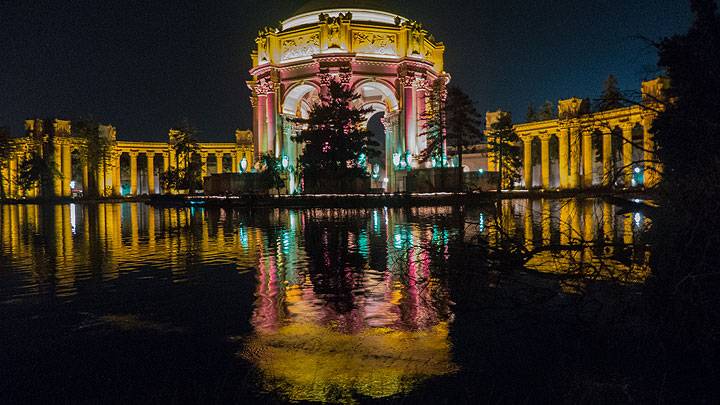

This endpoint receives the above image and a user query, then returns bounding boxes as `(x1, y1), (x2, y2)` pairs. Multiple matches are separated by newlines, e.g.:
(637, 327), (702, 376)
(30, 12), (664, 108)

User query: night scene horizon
(2, 1), (719, 404)
(1, 0), (692, 140)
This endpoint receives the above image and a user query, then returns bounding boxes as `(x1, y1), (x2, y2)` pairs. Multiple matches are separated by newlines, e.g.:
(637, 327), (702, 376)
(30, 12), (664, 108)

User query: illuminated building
(1, 119), (253, 198)
(248, 1), (447, 192)
(484, 77), (669, 190)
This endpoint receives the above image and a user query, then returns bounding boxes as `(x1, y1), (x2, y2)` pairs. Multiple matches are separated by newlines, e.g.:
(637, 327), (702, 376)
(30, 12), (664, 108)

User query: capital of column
(254, 78), (275, 95)
(538, 133), (552, 142)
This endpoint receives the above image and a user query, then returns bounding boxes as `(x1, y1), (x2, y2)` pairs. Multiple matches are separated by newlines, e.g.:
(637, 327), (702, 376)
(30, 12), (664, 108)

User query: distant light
(392, 153), (401, 167)
(478, 169), (484, 174)
(634, 212), (642, 226)
(240, 157), (248, 172)
(282, 155), (290, 170)
(634, 167), (641, 173)
(69, 180), (76, 189)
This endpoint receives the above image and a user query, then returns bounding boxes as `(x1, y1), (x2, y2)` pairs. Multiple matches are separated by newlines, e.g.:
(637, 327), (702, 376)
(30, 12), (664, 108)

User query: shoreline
(0, 189), (656, 208)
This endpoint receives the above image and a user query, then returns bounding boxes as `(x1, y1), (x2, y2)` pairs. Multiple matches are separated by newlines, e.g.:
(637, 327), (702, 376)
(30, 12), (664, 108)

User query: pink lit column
(416, 86), (427, 155)
(266, 90), (277, 157)
(403, 84), (416, 155)
(256, 93), (267, 156)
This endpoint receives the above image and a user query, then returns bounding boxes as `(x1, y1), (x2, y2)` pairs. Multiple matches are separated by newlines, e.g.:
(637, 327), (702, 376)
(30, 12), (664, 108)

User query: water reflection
(0, 199), (651, 402)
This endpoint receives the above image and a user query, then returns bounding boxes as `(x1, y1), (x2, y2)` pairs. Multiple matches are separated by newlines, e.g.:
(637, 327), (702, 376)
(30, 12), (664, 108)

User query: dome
(282, 0), (407, 31)
(293, 0), (400, 15)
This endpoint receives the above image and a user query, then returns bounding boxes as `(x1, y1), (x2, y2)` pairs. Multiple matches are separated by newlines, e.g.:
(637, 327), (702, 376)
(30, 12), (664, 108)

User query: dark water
(0, 200), (651, 403)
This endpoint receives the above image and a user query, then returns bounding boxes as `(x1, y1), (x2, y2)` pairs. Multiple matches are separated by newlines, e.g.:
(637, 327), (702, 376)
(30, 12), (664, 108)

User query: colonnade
(1, 122), (254, 199)
(487, 78), (667, 190)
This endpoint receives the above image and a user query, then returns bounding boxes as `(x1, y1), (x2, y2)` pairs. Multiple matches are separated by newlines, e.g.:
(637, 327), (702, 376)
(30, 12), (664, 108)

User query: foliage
(538, 100), (556, 120)
(645, 1), (720, 401)
(0, 127), (14, 199)
(292, 80), (379, 186)
(525, 105), (538, 122)
(419, 78), (448, 166)
(596, 74), (625, 111)
(444, 86), (484, 189)
(486, 113), (521, 190)
(17, 150), (60, 195)
(73, 118), (114, 197)
(162, 120), (201, 193)
(258, 153), (285, 195)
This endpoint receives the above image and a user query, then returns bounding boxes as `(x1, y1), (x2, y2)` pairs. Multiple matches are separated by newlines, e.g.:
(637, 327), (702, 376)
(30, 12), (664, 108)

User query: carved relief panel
(280, 32), (320, 61)
(352, 31), (398, 56)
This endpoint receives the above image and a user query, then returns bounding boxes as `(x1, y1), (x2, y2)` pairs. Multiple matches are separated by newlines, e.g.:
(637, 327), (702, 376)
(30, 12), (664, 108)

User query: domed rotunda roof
(282, 0), (407, 31)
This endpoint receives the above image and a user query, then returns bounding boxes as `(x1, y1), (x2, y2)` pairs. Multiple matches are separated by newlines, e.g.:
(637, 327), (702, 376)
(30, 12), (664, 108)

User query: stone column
(257, 93), (267, 155)
(558, 129), (569, 189)
(487, 134), (497, 172)
(147, 153), (155, 194)
(403, 83), (416, 155)
(129, 152), (138, 195)
(540, 135), (551, 189)
(569, 126), (580, 189)
(622, 123), (634, 186)
(642, 114), (659, 187)
(231, 154), (238, 173)
(582, 132), (593, 188)
(96, 161), (106, 197)
(62, 142), (72, 197)
(8, 157), (17, 198)
(216, 153), (224, 174)
(53, 144), (62, 197)
(112, 156), (120, 196)
(200, 153), (208, 179)
(266, 90), (277, 157)
(523, 137), (533, 189)
(163, 153), (170, 192)
(169, 148), (176, 170)
(235, 151), (243, 173)
(82, 161), (89, 194)
(602, 130), (613, 187)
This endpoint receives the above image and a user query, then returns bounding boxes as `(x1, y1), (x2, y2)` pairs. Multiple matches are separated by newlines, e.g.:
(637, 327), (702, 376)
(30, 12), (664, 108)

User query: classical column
(557, 128), (569, 189)
(147, 153), (155, 194)
(642, 114), (659, 187)
(169, 148), (176, 169)
(235, 151), (243, 173)
(540, 135), (551, 189)
(231, 154), (238, 173)
(112, 156), (120, 196)
(257, 93), (267, 155)
(266, 90), (277, 157)
(403, 81), (416, 154)
(96, 161), (106, 197)
(523, 137), (533, 189)
(487, 134), (497, 172)
(216, 153), (224, 174)
(569, 126), (580, 189)
(416, 85), (427, 155)
(622, 123), (634, 186)
(62, 142), (72, 197)
(200, 153), (208, 178)
(163, 153), (170, 193)
(81, 161), (89, 195)
(8, 156), (17, 198)
(53, 144), (62, 197)
(129, 152), (138, 195)
(602, 129), (613, 187)
(582, 132), (593, 188)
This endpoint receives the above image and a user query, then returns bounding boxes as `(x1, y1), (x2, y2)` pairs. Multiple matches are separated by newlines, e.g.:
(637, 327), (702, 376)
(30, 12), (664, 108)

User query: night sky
(0, 1), (692, 142)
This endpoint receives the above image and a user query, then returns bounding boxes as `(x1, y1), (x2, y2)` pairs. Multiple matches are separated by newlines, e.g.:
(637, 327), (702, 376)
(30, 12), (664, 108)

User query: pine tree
(418, 78), (448, 167)
(526, 104), (538, 122)
(445, 86), (484, 190)
(597, 75), (624, 111)
(538, 100), (556, 120)
(486, 112), (521, 191)
(292, 80), (380, 190)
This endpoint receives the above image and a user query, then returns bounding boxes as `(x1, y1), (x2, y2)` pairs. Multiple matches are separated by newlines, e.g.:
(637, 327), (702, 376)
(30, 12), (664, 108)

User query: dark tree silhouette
(292, 80), (379, 190)
(445, 86), (484, 190)
(597, 74), (625, 111)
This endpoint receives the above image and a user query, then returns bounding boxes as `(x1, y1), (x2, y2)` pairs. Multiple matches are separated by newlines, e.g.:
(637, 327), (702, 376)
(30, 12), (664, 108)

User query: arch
(352, 79), (399, 112)
(282, 82), (321, 117)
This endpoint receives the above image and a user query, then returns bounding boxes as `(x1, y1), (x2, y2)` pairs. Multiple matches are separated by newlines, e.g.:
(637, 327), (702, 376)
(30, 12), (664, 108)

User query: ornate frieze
(352, 31), (398, 56)
(280, 32), (320, 61)
(558, 98), (590, 120)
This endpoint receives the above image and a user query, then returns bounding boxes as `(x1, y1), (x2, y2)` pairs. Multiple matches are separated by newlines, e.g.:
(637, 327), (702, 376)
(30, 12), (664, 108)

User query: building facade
(1, 119), (253, 198)
(248, 2), (447, 192)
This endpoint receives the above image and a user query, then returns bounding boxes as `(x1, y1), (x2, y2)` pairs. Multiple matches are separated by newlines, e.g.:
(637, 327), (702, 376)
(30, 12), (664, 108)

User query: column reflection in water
(244, 208), (456, 403)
